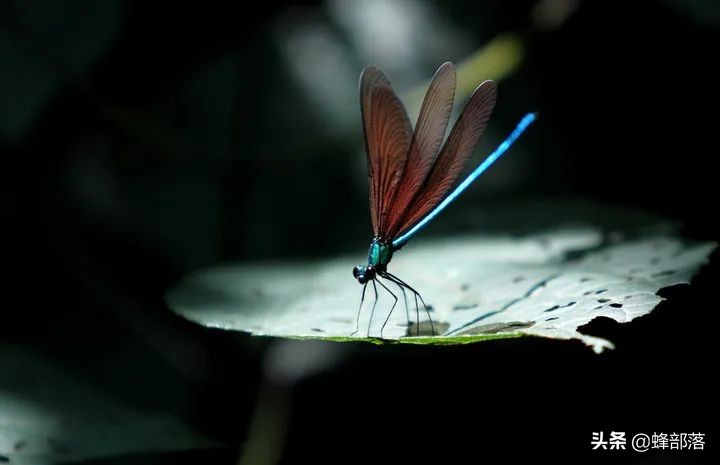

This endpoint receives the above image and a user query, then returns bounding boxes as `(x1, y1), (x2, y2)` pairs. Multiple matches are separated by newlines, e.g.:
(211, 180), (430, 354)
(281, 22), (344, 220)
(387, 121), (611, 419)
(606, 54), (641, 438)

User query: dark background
(3, 0), (718, 463)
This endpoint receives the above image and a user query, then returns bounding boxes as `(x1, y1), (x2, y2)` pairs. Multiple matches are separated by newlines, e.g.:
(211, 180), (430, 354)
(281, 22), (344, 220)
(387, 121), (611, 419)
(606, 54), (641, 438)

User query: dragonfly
(352, 61), (536, 338)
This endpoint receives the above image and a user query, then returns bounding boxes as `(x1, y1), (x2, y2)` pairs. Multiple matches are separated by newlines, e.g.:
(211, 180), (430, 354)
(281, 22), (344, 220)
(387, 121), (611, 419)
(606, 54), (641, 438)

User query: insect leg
(382, 274), (410, 328)
(380, 273), (417, 335)
(351, 282), (368, 336)
(376, 277), (398, 339)
(384, 272), (435, 336)
(366, 280), (379, 337)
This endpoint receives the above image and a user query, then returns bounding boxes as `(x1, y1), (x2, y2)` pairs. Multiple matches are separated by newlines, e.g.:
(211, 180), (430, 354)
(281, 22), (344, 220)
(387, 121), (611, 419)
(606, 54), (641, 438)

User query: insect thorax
(368, 239), (393, 269)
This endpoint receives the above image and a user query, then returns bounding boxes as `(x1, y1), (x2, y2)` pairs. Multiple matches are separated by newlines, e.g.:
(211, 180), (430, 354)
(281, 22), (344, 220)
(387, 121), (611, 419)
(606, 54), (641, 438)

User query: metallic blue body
(368, 239), (393, 268)
(391, 112), (537, 249)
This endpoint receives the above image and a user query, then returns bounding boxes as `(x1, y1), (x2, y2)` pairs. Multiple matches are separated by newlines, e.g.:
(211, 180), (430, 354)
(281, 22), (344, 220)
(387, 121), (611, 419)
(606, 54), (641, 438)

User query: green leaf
(167, 228), (715, 353)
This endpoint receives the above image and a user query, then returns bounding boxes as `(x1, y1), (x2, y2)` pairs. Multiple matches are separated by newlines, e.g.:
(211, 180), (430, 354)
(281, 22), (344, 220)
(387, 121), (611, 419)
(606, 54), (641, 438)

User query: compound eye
(358, 275), (367, 284)
(352, 266), (362, 278)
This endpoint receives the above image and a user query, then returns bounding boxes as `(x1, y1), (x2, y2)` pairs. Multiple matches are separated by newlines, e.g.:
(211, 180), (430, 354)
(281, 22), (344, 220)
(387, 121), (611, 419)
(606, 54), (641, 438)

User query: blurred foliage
(0, 343), (212, 464)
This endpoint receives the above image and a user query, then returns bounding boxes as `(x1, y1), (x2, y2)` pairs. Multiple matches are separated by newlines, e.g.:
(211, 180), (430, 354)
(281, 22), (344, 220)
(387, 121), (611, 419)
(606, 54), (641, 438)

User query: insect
(352, 61), (536, 338)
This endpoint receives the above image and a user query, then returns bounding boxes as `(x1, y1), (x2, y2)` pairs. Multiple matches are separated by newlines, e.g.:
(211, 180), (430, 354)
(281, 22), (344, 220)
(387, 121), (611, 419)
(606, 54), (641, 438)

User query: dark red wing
(359, 66), (413, 237)
(383, 62), (456, 240)
(392, 80), (498, 237)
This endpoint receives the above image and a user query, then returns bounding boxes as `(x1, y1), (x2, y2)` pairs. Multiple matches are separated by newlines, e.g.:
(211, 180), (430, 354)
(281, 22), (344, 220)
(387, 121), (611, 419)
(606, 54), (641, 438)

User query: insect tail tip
(522, 112), (539, 126)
